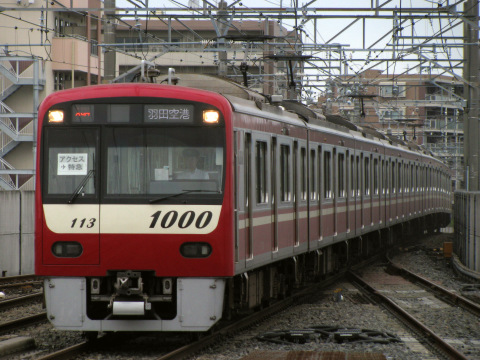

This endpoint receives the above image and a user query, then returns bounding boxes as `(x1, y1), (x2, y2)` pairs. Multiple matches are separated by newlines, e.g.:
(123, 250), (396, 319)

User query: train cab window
(43, 127), (98, 197)
(324, 151), (332, 199)
(104, 127), (225, 201)
(280, 145), (291, 202)
(255, 141), (268, 204)
(338, 153), (345, 198)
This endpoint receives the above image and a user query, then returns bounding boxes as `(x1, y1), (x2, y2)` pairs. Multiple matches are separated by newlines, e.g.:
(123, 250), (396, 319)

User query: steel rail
(387, 262), (480, 317)
(0, 281), (43, 289)
(0, 274), (40, 285)
(155, 256), (383, 360)
(348, 271), (469, 360)
(0, 312), (47, 334)
(0, 292), (43, 311)
(35, 341), (91, 360)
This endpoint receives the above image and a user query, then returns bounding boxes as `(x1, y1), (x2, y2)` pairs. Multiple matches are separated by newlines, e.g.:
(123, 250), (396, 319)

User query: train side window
(356, 156), (360, 196)
(364, 156), (370, 196)
(300, 147), (307, 201)
(310, 149), (317, 201)
(338, 153), (345, 198)
(324, 151), (332, 199)
(373, 158), (379, 195)
(398, 163), (402, 194)
(391, 161), (395, 194)
(255, 141), (268, 204)
(280, 144), (291, 202)
(381, 160), (385, 195)
(350, 155), (355, 197)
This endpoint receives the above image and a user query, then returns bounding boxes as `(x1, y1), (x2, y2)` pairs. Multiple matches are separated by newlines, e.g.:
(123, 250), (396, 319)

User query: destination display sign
(144, 105), (194, 123)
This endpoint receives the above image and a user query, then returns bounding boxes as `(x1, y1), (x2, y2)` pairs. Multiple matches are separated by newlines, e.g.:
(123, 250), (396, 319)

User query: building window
(380, 109), (405, 122)
(54, 72), (66, 91)
(379, 82), (406, 97)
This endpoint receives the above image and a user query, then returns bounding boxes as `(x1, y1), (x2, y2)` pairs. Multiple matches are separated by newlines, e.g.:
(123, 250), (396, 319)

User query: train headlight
(48, 110), (64, 123)
(180, 242), (212, 258)
(51, 241), (83, 257)
(202, 110), (219, 124)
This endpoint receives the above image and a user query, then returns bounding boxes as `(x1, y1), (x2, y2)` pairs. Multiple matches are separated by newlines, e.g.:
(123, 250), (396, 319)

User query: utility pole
(104, 0), (116, 82)
(463, 0), (479, 190)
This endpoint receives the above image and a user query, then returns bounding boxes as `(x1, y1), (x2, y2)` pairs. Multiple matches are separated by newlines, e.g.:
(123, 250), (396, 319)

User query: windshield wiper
(68, 169), (95, 204)
(149, 189), (220, 204)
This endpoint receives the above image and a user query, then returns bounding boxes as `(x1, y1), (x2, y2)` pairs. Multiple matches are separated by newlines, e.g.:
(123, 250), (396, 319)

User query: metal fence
(454, 191), (480, 273)
(0, 191), (34, 276)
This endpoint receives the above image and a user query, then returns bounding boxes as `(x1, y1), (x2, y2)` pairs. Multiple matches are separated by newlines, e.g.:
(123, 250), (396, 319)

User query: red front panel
(35, 84), (236, 278)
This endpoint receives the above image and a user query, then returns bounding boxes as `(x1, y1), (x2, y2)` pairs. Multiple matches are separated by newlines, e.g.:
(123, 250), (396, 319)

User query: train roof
(163, 73), (444, 166)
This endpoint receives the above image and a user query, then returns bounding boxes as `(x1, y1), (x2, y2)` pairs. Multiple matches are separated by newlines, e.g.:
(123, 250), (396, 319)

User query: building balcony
(51, 37), (101, 77)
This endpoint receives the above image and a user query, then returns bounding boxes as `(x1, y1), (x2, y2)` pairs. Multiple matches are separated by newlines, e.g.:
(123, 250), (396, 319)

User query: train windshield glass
(105, 127), (225, 199)
(43, 126), (225, 203)
(44, 128), (98, 196)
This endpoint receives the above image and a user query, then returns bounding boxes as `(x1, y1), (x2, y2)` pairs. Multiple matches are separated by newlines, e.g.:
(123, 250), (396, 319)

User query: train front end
(35, 84), (234, 332)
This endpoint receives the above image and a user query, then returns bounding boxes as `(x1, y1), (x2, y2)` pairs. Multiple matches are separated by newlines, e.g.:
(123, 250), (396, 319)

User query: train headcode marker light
(203, 110), (219, 124)
(48, 110), (64, 123)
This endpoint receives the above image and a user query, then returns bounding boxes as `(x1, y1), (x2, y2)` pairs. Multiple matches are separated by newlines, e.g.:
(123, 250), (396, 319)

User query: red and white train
(35, 74), (451, 334)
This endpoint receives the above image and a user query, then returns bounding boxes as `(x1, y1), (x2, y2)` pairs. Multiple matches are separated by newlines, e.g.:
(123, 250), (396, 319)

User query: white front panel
(44, 277), (226, 332)
(44, 277), (85, 327)
(179, 278), (225, 327)
(43, 204), (221, 234)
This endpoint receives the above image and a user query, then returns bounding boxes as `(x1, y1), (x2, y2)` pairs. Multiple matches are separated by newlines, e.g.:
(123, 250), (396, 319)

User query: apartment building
(0, 0), (102, 190)
(320, 69), (464, 189)
(0, 0), (301, 190)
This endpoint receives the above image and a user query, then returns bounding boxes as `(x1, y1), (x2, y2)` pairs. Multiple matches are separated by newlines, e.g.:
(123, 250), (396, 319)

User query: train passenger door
(233, 131), (251, 268)
(234, 130), (240, 264)
(385, 158), (391, 224)
(244, 133), (273, 268)
(308, 146), (320, 246)
(372, 156), (380, 226)
(335, 149), (347, 235)
(276, 138), (295, 254)
(271, 137), (279, 258)
(294, 141), (308, 253)
(321, 146), (334, 238)
(354, 153), (361, 235)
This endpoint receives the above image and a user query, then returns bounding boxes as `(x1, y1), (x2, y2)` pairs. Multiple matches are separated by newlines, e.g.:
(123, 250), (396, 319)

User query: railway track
(0, 275), (41, 285)
(0, 292), (44, 310)
(31, 268), (351, 360)
(0, 312), (47, 334)
(0, 275), (43, 292)
(348, 263), (478, 360)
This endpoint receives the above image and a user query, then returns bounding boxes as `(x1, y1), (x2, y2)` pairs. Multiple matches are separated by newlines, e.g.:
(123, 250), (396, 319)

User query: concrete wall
(0, 191), (35, 276)
(454, 191), (480, 273)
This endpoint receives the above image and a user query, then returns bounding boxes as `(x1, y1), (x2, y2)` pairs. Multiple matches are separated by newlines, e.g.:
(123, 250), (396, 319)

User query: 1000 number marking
(149, 210), (213, 229)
